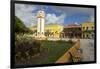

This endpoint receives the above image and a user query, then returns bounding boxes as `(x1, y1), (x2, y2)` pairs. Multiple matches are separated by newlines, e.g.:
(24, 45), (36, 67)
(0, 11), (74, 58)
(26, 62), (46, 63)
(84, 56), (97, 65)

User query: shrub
(67, 40), (73, 44)
(15, 35), (42, 64)
(57, 40), (66, 43)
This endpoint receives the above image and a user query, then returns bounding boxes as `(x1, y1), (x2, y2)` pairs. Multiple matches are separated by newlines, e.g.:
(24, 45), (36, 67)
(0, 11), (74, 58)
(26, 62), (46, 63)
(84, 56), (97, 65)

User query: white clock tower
(36, 10), (45, 37)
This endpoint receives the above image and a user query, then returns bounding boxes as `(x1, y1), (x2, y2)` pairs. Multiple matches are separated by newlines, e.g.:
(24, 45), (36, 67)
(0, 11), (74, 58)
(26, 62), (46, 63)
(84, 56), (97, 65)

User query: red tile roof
(65, 23), (81, 28)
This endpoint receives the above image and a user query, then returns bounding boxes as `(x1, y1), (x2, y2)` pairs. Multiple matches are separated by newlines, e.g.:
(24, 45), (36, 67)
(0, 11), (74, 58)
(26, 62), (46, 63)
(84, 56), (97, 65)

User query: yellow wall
(45, 24), (63, 38)
(81, 22), (94, 38)
(81, 22), (94, 31)
(30, 24), (63, 38)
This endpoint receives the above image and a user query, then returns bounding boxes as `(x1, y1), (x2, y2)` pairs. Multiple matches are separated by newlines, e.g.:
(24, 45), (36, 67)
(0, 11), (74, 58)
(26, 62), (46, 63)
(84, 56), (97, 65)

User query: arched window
(83, 27), (85, 30)
(86, 27), (88, 30)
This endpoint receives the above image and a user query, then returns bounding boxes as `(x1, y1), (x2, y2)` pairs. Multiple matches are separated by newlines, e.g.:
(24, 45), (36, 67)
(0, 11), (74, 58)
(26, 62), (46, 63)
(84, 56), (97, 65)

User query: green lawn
(39, 40), (74, 64)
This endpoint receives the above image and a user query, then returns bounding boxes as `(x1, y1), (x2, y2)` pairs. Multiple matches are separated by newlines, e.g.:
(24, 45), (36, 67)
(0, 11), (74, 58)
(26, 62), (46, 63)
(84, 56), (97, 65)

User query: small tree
(45, 30), (50, 37)
(15, 16), (33, 34)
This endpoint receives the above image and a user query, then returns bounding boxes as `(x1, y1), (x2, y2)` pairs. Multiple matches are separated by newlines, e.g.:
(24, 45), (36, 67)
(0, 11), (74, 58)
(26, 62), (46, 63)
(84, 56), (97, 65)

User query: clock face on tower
(37, 10), (45, 18)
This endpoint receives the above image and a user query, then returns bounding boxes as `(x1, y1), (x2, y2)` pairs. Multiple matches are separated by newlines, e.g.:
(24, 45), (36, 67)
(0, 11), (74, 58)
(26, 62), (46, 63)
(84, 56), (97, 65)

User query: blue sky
(15, 4), (94, 27)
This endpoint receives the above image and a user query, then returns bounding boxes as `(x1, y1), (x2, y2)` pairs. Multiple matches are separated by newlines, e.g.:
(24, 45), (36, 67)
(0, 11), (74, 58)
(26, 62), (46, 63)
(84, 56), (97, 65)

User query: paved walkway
(80, 39), (94, 61)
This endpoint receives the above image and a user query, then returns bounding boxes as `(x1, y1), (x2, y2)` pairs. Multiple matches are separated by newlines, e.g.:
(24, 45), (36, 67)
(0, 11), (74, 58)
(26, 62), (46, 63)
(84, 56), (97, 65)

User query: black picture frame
(10, 0), (97, 68)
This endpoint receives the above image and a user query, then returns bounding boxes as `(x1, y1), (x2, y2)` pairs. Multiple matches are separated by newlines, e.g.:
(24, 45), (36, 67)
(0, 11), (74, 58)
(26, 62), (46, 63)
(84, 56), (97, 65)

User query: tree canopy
(15, 16), (33, 34)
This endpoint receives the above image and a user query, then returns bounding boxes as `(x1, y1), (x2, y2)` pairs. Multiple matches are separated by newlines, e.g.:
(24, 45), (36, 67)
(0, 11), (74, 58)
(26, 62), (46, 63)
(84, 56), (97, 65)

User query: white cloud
(15, 4), (36, 27)
(15, 4), (66, 27)
(46, 13), (66, 24)
(15, 4), (94, 27)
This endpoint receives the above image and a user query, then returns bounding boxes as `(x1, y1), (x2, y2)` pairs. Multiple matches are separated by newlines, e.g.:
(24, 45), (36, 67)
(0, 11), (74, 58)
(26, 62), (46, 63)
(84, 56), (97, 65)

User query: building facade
(63, 23), (82, 38)
(45, 24), (63, 38)
(81, 22), (94, 39)
(30, 24), (63, 38)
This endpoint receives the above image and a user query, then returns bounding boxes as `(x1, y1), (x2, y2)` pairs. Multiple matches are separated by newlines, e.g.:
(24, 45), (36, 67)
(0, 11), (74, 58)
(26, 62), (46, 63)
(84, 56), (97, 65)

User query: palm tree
(45, 30), (50, 37)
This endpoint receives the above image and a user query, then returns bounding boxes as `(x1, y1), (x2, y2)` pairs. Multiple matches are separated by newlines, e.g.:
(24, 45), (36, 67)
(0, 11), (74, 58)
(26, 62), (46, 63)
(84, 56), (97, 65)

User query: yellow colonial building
(45, 24), (63, 38)
(30, 24), (64, 38)
(81, 22), (94, 38)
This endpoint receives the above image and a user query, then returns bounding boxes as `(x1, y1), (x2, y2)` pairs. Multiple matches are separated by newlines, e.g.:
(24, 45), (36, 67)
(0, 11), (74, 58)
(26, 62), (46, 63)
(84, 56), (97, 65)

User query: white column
(37, 18), (40, 35)
(41, 18), (44, 35)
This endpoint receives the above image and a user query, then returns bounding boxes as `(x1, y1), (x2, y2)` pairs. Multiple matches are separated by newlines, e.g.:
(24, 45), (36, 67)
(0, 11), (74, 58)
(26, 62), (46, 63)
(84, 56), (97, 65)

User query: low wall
(56, 39), (82, 63)
(48, 38), (78, 42)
